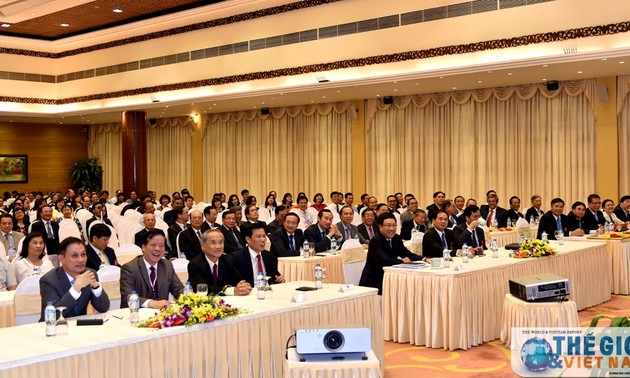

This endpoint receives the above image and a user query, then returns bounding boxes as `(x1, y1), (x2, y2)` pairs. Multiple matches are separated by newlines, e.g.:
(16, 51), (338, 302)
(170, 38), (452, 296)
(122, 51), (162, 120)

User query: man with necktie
(120, 230), (184, 309)
(304, 209), (342, 252)
(400, 209), (427, 240)
(176, 209), (205, 260)
(359, 213), (424, 295)
(270, 213), (305, 257)
(453, 205), (487, 252)
(30, 205), (60, 256)
(358, 209), (379, 241)
(0, 213), (23, 262)
(613, 195), (630, 222)
(39, 237), (109, 320)
(566, 201), (596, 234)
(583, 194), (606, 227)
(336, 205), (369, 247)
(188, 229), (251, 296)
(537, 198), (584, 240)
(525, 194), (545, 222)
(85, 223), (119, 271)
(480, 194), (506, 227)
(422, 210), (456, 258)
(219, 209), (246, 254)
(232, 224), (284, 287)
(291, 196), (313, 230)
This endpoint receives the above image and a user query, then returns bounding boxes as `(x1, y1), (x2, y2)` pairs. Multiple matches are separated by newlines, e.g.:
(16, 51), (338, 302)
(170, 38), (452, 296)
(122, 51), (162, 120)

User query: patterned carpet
(383, 295), (630, 378)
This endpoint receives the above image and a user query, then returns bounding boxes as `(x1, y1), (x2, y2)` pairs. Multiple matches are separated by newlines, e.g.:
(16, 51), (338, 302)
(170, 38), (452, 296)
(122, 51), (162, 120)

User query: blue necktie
(556, 217), (562, 231)
(440, 232), (447, 249)
(471, 229), (478, 247)
(289, 234), (295, 250)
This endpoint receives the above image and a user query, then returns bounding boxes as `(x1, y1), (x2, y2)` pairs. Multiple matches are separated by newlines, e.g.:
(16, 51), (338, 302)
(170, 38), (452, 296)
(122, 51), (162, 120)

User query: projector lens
(323, 331), (344, 351)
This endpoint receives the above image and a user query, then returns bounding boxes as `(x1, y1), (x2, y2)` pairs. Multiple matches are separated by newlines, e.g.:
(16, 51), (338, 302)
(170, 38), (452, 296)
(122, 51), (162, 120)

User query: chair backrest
(0, 242), (5, 259)
(340, 238), (361, 250)
(58, 219), (82, 242)
(115, 243), (142, 265)
(14, 275), (42, 325)
(393, 212), (402, 234)
(171, 258), (189, 284)
(106, 203), (122, 215)
(124, 209), (141, 223)
(98, 266), (121, 309)
(351, 211), (362, 226)
(16, 237), (25, 255)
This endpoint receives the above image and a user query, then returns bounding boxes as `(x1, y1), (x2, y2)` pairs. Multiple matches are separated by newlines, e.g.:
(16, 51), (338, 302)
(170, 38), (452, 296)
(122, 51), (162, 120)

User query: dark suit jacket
(200, 221), (220, 233)
(30, 220), (60, 255)
(39, 267), (110, 321)
(85, 217), (113, 233)
(120, 256), (184, 308)
(336, 222), (369, 245)
(498, 209), (523, 228)
(480, 206), (507, 225)
(525, 207), (545, 222)
(614, 205), (629, 222)
(177, 227), (203, 261)
(266, 220), (283, 235)
(167, 223), (187, 259)
(304, 224), (331, 252)
(187, 253), (244, 295)
(400, 220), (426, 241)
(453, 223), (487, 250)
(85, 244), (119, 271)
(536, 211), (569, 240)
(583, 209), (606, 228)
(426, 203), (441, 220)
(134, 228), (149, 248)
(357, 223), (378, 241)
(219, 225), (245, 254)
(422, 228), (456, 258)
(270, 229), (305, 257)
(231, 248), (281, 287)
(566, 212), (596, 233)
(358, 232), (421, 295)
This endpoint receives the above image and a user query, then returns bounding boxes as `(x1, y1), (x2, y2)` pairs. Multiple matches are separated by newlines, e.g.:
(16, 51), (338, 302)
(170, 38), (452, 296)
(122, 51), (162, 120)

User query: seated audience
(310, 193), (327, 212)
(566, 201), (597, 233)
(399, 198), (419, 223)
(498, 196), (524, 227)
(426, 191), (445, 221)
(480, 193), (506, 226)
(304, 209), (341, 252)
(453, 205), (486, 251)
(270, 213), (304, 257)
(11, 232), (54, 284)
(30, 205), (60, 255)
(358, 209), (379, 241)
(200, 206), (220, 232)
(232, 223), (284, 286)
(400, 209), (427, 241)
(219, 209), (245, 254)
(292, 196), (314, 229)
(336, 205), (369, 247)
(423, 210), (456, 258)
(524, 195), (544, 222)
(602, 199), (623, 226)
(85, 224), (119, 271)
(1, 213), (23, 261)
(584, 194), (606, 227)
(166, 206), (188, 258)
(266, 205), (287, 235)
(135, 213), (157, 248)
(177, 209), (205, 261)
(537, 198), (584, 240)
(0, 256), (16, 291)
(614, 195), (630, 222)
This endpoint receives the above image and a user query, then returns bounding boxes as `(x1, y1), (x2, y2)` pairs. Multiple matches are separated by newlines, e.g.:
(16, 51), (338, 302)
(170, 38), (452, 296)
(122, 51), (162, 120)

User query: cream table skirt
(279, 255), (346, 284)
(0, 291), (15, 328)
(284, 349), (382, 378)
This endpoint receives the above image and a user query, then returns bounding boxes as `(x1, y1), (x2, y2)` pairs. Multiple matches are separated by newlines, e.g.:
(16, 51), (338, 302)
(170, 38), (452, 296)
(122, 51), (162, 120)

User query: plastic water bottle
(179, 250), (186, 260)
(314, 263), (323, 289)
(541, 231), (548, 244)
(462, 244), (469, 263)
(302, 240), (310, 259)
(128, 291), (140, 326)
(183, 281), (193, 296)
(45, 301), (56, 337)
(256, 273), (266, 300)
(518, 233), (525, 244)
(529, 215), (535, 225)
(442, 249), (450, 268)
(330, 238), (338, 252)
(491, 218), (498, 228)
(491, 238), (499, 258)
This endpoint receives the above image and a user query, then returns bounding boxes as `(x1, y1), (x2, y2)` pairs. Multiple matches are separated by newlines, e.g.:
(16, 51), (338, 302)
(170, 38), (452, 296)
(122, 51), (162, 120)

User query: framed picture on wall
(0, 155), (28, 183)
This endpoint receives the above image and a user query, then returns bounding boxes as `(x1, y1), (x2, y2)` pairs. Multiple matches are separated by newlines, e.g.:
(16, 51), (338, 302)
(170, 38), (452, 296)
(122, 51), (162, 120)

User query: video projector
(295, 327), (371, 362)
(509, 273), (570, 302)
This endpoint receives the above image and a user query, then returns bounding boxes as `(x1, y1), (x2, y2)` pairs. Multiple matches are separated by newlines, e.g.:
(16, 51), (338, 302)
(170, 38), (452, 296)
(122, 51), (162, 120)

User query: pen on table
(111, 314), (123, 320)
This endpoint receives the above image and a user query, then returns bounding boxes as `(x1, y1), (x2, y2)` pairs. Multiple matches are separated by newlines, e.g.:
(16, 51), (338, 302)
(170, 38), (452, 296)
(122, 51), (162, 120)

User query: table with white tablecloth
(0, 281), (382, 378)
(278, 254), (346, 284)
(382, 240), (611, 350)
(0, 291), (15, 328)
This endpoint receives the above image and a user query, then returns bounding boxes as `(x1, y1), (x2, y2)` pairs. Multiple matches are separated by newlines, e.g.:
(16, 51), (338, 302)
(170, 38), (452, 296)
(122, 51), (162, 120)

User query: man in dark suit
(270, 213), (304, 257)
(85, 223), (119, 271)
(134, 213), (157, 248)
(304, 209), (341, 252)
(357, 209), (378, 241)
(614, 195), (630, 222)
(31, 205), (60, 255)
(453, 205), (486, 251)
(426, 191), (445, 221)
(232, 224), (284, 287)
(242, 204), (267, 233)
(85, 202), (113, 232)
(219, 209), (246, 254)
(39, 237), (109, 321)
(566, 201), (597, 234)
(0, 213), (23, 261)
(120, 230), (184, 309)
(422, 210), (456, 258)
(163, 198), (184, 226)
(336, 205), (369, 247)
(443, 200), (460, 229)
(584, 194), (606, 227)
(480, 193), (506, 227)
(187, 229), (252, 296)
(266, 205), (287, 235)
(176, 210), (204, 261)
(400, 209), (427, 240)
(200, 206), (220, 232)
(359, 213), (424, 295)
(524, 195), (545, 223)
(537, 198), (585, 240)
(166, 206), (188, 259)
(498, 196), (524, 227)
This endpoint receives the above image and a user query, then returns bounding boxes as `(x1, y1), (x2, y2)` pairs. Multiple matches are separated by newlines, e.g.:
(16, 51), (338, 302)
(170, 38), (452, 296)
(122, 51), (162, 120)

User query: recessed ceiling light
(336, 90), (340, 93)
(60, 23), (69, 27)
(507, 72), (512, 76)
(393, 89), (398, 92)
(577, 70), (583, 74)
(487, 70), (493, 74)
(415, 82), (419, 85)
(261, 101), (265, 104)
(439, 76), (444, 79)
(601, 58), (608, 61)
(376, 94), (380, 97)
(542, 64), (549, 68)
(393, 81), (398, 84)
(322, 96), (326, 98)
(1, 23), (10, 28)
(620, 61), (625, 64)
(542, 78), (547, 81)
(112, 8), (123, 13)
(271, 97), (275, 100)
(477, 80), (482, 84)
(452, 87), (457, 90)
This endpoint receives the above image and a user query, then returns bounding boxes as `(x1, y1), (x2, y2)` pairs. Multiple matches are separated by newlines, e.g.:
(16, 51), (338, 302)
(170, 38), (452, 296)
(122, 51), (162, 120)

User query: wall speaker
(383, 96), (393, 105)
(546, 81), (559, 91)
(597, 84), (609, 103)
(261, 107), (270, 115)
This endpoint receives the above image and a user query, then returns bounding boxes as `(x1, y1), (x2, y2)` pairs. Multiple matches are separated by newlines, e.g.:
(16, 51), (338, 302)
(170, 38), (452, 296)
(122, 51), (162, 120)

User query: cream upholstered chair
(14, 275), (43, 325)
(123, 209), (141, 223)
(340, 238), (367, 286)
(58, 219), (82, 241)
(97, 266), (121, 309)
(171, 258), (189, 287)
(115, 243), (142, 265)
(0, 242), (6, 259)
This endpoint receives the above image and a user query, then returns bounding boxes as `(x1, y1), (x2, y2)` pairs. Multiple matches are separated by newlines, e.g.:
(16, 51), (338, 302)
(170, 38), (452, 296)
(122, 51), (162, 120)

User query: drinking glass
(554, 231), (564, 244)
(264, 276), (273, 299)
(55, 306), (68, 336)
(197, 284), (208, 296)
(308, 242), (315, 256)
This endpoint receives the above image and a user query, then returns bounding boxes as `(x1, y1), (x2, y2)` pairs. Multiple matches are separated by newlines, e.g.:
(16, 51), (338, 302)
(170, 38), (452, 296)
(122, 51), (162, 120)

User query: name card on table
(338, 284), (355, 293)
(291, 294), (309, 303)
(454, 264), (467, 272)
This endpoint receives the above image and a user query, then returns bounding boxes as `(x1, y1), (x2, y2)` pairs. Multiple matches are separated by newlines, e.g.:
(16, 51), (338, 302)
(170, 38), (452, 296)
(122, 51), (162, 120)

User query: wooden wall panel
(0, 123), (88, 194)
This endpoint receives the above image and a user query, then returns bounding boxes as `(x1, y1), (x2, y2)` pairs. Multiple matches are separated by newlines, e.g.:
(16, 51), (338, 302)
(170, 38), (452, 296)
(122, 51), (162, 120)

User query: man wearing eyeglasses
(359, 213), (425, 295)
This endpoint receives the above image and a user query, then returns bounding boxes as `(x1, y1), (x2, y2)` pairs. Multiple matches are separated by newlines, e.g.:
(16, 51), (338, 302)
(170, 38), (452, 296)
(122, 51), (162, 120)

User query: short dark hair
(203, 205), (217, 216)
(318, 209), (332, 219)
(344, 192), (353, 198)
(603, 199), (614, 208)
(241, 189), (249, 196)
(509, 196), (520, 205)
(362, 209), (377, 219)
(463, 205), (480, 218)
(360, 193), (369, 201)
(486, 190), (496, 197)
(58, 236), (84, 256)
(172, 206), (185, 217)
(571, 201), (586, 210)
(376, 203), (389, 213)
(587, 194), (600, 204)
(550, 198), (565, 206)
(222, 208), (236, 218)
(531, 194), (541, 201)
(20, 232), (46, 259)
(433, 191), (445, 198)
(141, 229), (166, 246)
(0, 213), (14, 224)
(90, 223), (112, 241)
(284, 212), (300, 223)
(620, 195), (630, 203)
(339, 205), (354, 215)
(242, 223), (265, 239)
(244, 204), (257, 217)
(432, 209), (448, 221)
(377, 212), (395, 225)
(274, 205), (287, 216)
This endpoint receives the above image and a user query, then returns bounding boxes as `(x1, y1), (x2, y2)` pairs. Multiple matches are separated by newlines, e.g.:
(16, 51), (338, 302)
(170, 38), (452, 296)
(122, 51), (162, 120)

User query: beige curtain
(202, 102), (353, 201)
(366, 80), (597, 208)
(147, 117), (195, 196)
(617, 76), (630, 195)
(88, 123), (122, 192)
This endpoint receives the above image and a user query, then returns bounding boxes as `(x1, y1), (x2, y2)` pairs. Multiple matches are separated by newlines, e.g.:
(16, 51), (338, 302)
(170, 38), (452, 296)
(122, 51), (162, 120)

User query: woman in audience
(466, 198), (477, 207)
(311, 193), (327, 212)
(73, 195), (83, 209)
(261, 194), (276, 218)
(211, 197), (225, 212)
(245, 196), (257, 207)
(10, 232), (53, 285)
(282, 193), (293, 208)
(157, 194), (171, 210)
(54, 198), (65, 220)
(228, 194), (240, 208)
(22, 198), (31, 212)
(58, 204), (84, 239)
(602, 199), (623, 226)
(12, 208), (29, 235)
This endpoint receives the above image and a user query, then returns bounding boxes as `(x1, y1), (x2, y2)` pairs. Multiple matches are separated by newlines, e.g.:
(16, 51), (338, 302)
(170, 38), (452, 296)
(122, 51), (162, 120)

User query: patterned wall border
(1, 21), (628, 105)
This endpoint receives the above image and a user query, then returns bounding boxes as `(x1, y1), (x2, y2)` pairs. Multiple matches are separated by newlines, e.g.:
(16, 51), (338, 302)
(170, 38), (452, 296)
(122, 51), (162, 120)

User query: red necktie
(212, 264), (218, 286)
(149, 266), (158, 298)
(368, 227), (373, 239)
(487, 209), (494, 224)
(256, 254), (264, 275)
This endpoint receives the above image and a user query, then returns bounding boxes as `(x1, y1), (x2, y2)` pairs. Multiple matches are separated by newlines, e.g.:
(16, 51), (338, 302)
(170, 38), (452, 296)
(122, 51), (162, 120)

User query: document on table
(391, 261), (430, 270)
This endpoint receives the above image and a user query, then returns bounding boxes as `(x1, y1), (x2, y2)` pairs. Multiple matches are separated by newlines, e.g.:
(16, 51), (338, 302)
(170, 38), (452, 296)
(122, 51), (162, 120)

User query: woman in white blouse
(10, 232), (53, 285)
(602, 199), (623, 226)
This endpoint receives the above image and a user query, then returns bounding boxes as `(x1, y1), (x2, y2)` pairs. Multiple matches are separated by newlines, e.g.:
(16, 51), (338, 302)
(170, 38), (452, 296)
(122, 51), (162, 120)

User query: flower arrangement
(510, 239), (557, 258)
(137, 292), (246, 328)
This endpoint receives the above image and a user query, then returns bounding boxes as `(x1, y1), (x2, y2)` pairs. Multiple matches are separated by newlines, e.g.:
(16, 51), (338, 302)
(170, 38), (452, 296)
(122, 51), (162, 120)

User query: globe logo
(520, 337), (553, 371)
